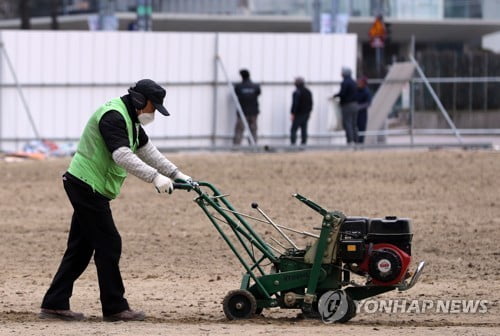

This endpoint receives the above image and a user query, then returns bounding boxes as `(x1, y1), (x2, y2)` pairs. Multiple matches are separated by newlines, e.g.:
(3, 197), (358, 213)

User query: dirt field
(0, 149), (499, 335)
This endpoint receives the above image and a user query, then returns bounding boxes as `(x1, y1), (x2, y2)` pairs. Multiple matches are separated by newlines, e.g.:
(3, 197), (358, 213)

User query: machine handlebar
(173, 182), (195, 191)
(171, 181), (228, 198)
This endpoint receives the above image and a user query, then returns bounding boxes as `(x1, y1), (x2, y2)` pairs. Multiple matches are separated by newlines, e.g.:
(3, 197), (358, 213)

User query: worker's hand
(153, 174), (173, 194)
(174, 171), (192, 183)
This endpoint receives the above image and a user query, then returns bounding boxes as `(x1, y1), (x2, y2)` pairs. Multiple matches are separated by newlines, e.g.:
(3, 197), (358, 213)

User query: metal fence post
(0, 31), (2, 151)
(0, 41), (40, 142)
(211, 33), (219, 147)
(410, 78), (415, 146)
(409, 35), (415, 146)
(410, 54), (462, 144)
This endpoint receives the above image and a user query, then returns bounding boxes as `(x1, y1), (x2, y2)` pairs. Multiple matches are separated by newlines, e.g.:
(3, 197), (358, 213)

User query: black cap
(130, 79), (169, 116)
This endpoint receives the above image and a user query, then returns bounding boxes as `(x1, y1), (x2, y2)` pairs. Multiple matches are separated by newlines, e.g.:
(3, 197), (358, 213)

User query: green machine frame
(175, 181), (422, 319)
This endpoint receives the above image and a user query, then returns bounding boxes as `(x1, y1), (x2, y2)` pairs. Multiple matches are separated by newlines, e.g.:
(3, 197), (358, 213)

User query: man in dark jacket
(290, 77), (313, 145)
(334, 67), (358, 144)
(233, 69), (261, 145)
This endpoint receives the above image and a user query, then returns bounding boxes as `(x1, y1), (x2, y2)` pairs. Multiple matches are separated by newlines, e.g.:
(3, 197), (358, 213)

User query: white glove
(174, 171), (192, 183)
(153, 174), (173, 194)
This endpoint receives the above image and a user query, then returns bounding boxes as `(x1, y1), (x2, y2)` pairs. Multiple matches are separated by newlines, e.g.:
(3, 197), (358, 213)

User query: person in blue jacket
(334, 67), (358, 144)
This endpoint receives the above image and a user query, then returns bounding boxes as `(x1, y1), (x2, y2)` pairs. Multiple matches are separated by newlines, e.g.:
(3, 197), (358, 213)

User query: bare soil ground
(0, 150), (499, 335)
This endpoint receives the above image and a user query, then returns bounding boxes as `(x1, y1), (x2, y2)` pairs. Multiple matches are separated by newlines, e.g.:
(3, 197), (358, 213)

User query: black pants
(233, 114), (258, 145)
(290, 113), (310, 145)
(41, 173), (129, 316)
(341, 102), (359, 144)
(357, 108), (368, 143)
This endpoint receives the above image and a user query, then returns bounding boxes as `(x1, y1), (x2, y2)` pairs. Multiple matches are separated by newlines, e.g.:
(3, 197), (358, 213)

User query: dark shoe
(103, 309), (145, 322)
(39, 308), (85, 321)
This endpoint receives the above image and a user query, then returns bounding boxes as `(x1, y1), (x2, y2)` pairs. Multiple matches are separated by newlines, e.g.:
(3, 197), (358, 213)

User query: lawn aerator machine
(174, 181), (425, 323)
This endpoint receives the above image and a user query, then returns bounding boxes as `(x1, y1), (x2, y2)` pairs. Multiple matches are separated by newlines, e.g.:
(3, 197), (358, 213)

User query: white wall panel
(214, 86), (235, 138)
(63, 88), (89, 134)
(150, 33), (169, 82)
(260, 34), (276, 83)
(0, 30), (356, 151)
(79, 34), (97, 83)
(261, 85), (291, 136)
(2, 88), (19, 137)
(216, 33), (240, 83)
(65, 32), (87, 84)
(191, 33), (216, 82)
(309, 35), (324, 80)
(128, 33), (149, 81)
(23, 32), (42, 84)
(317, 36), (334, 81)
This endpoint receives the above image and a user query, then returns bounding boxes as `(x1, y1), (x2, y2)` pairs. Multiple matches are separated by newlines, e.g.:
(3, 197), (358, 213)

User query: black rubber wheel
(348, 297), (357, 320)
(336, 294), (356, 323)
(222, 289), (257, 320)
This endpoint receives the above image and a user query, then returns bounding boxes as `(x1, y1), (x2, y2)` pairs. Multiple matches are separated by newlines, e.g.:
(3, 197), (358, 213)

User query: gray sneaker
(39, 308), (85, 321)
(103, 309), (146, 322)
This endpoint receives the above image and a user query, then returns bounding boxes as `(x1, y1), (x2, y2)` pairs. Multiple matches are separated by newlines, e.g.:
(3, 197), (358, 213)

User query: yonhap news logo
(318, 291), (489, 323)
(355, 299), (489, 314)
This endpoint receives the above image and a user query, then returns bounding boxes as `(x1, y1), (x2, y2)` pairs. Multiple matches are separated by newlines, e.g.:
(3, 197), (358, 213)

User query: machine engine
(339, 216), (413, 285)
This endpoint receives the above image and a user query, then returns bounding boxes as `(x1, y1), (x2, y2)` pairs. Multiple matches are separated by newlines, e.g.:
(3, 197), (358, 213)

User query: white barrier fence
(0, 30), (357, 151)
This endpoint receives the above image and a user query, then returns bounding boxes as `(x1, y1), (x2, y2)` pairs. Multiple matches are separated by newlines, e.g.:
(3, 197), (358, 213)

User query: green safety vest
(68, 98), (139, 199)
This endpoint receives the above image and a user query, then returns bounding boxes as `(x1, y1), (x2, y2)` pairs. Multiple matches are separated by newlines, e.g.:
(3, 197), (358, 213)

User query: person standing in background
(355, 76), (372, 144)
(290, 77), (313, 145)
(334, 67), (358, 144)
(233, 69), (261, 145)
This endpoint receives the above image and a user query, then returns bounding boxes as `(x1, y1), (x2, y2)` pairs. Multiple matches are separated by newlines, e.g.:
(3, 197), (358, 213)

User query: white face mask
(138, 112), (155, 126)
